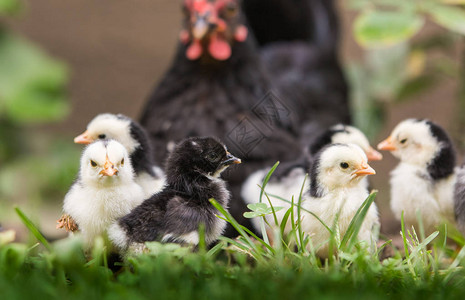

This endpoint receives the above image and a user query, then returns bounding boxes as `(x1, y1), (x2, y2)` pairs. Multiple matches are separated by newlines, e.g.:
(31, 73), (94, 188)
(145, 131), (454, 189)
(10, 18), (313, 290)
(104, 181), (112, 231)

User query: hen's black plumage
(140, 0), (349, 236)
(111, 137), (240, 248)
(243, 0), (339, 49)
(246, 0), (350, 147)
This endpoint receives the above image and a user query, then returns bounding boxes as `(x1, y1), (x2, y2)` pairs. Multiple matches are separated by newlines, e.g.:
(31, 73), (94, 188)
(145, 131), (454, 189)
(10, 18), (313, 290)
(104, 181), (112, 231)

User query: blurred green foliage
(0, 1), (79, 223)
(347, 0), (465, 139)
(0, 0), (22, 16)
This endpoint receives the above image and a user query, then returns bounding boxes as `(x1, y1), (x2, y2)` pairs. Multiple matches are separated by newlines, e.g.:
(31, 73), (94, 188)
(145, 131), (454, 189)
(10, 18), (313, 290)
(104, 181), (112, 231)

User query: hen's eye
(121, 158), (124, 166)
(340, 162), (349, 169)
(90, 160), (97, 167)
(400, 138), (407, 144)
(98, 134), (106, 139)
(225, 2), (238, 15)
(227, 3), (237, 11)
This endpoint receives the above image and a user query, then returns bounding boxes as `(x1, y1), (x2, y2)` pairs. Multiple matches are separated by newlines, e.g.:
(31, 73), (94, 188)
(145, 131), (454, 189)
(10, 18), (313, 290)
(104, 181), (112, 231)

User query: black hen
(140, 0), (301, 236)
(140, 0), (349, 236)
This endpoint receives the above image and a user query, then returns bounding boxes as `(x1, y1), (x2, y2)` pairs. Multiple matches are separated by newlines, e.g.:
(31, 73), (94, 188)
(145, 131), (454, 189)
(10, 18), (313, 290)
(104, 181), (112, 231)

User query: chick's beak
(100, 157), (118, 177)
(366, 146), (383, 161)
(377, 136), (396, 151)
(222, 152), (241, 166)
(74, 130), (94, 145)
(353, 163), (376, 177)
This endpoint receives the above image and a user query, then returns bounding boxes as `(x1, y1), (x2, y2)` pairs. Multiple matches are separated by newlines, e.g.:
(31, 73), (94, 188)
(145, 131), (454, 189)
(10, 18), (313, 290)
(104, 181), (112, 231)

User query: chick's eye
(206, 153), (219, 162)
(121, 158), (124, 166)
(340, 162), (349, 169)
(400, 138), (407, 144)
(98, 134), (106, 139)
(90, 160), (97, 167)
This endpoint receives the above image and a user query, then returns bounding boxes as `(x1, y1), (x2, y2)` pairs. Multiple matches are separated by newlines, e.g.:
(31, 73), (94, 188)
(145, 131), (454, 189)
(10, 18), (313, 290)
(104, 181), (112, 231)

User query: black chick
(109, 137), (241, 252)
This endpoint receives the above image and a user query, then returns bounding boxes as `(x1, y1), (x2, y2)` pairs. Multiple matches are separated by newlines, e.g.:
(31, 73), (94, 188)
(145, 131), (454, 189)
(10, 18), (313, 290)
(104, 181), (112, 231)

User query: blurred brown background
(6, 0), (462, 237)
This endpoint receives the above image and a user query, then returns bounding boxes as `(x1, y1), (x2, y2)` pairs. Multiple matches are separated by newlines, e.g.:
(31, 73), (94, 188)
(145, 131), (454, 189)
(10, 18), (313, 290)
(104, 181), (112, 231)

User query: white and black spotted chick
(454, 162), (465, 235)
(241, 124), (382, 233)
(378, 119), (456, 236)
(301, 143), (379, 258)
(74, 113), (165, 197)
(61, 140), (145, 246)
(109, 137), (241, 252)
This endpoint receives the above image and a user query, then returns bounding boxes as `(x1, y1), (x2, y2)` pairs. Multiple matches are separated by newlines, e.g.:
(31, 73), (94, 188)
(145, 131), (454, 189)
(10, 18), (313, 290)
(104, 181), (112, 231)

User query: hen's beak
(222, 152), (241, 166)
(353, 163), (376, 177)
(100, 156), (118, 177)
(74, 130), (94, 145)
(192, 17), (210, 40)
(366, 146), (383, 161)
(377, 136), (396, 151)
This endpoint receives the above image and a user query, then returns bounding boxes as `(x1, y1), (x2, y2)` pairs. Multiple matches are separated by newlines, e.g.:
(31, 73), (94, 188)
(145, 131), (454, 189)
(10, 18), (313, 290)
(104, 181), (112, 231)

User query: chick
(378, 119), (456, 235)
(61, 140), (145, 246)
(454, 165), (465, 235)
(301, 143), (378, 258)
(241, 124), (382, 233)
(109, 137), (241, 252)
(74, 113), (165, 197)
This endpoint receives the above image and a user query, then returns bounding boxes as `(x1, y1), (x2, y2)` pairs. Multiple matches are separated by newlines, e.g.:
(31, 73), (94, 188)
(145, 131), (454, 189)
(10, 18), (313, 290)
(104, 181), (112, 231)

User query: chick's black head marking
(166, 137), (241, 186)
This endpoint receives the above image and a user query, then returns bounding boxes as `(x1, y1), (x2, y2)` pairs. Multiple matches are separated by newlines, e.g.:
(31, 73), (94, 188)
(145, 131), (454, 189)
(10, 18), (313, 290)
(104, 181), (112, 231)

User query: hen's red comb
(184, 0), (234, 12)
(184, 0), (208, 11)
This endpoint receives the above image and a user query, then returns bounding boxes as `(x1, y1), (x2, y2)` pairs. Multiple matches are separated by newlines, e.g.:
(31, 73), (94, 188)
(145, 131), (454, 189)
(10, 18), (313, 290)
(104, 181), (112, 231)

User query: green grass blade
(442, 223), (447, 249)
(240, 224), (275, 253)
(263, 191), (279, 226)
(256, 162), (280, 246)
(258, 162), (280, 204)
(265, 193), (333, 234)
(450, 243), (465, 268)
(209, 198), (261, 256)
(280, 207), (292, 238)
(340, 191), (377, 251)
(415, 210), (425, 241)
(417, 231), (439, 250)
(376, 239), (392, 257)
(217, 236), (250, 252)
(290, 196), (299, 250)
(206, 241), (226, 259)
(198, 223), (207, 254)
(401, 211), (410, 259)
(15, 207), (52, 251)
(296, 174), (307, 253)
(258, 216), (270, 247)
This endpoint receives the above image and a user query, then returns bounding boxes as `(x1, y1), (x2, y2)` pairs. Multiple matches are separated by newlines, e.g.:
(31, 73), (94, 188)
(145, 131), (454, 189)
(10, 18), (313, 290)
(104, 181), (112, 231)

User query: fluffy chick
(74, 113), (165, 197)
(109, 137), (241, 252)
(301, 143), (378, 258)
(241, 124), (381, 233)
(62, 140), (145, 246)
(454, 164), (465, 235)
(378, 119), (456, 235)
